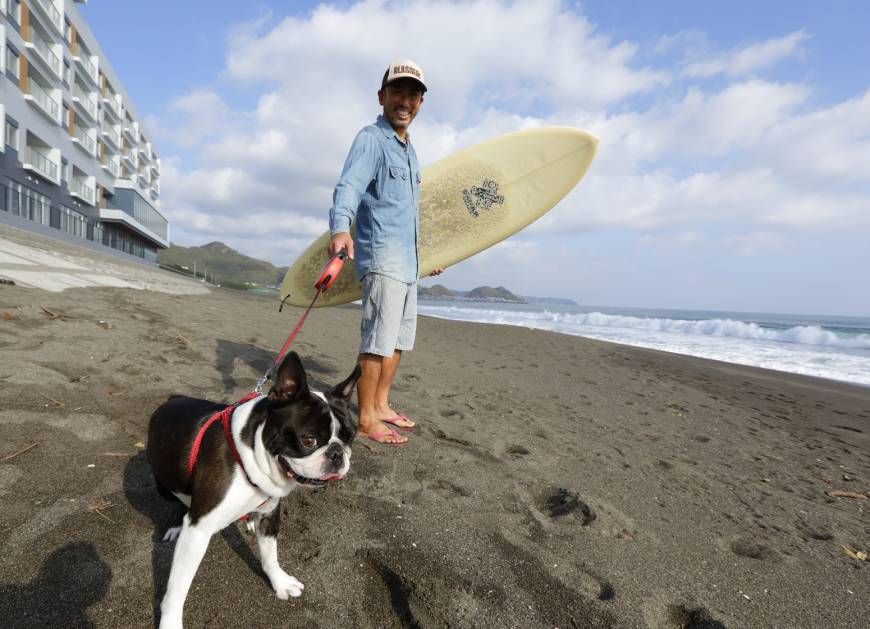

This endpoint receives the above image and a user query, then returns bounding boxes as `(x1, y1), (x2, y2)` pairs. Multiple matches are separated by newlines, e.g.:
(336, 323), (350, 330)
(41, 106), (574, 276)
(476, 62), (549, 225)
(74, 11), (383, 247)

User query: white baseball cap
(381, 59), (427, 92)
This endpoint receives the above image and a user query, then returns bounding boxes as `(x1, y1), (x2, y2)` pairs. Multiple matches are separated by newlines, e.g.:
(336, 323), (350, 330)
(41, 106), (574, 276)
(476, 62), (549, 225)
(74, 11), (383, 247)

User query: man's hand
(329, 233), (354, 259)
(429, 268), (444, 277)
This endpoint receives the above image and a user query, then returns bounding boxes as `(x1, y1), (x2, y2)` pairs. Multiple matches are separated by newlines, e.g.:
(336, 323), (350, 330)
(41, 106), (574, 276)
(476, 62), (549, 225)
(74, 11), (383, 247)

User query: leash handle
(315, 250), (347, 292)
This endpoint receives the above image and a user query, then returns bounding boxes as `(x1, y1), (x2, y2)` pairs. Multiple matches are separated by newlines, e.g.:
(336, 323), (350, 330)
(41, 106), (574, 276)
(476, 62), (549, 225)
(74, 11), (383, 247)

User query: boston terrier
(147, 351), (360, 629)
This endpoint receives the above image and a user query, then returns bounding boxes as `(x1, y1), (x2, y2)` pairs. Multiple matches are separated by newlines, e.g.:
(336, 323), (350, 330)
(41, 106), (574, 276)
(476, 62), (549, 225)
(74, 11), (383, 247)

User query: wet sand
(1, 256), (869, 627)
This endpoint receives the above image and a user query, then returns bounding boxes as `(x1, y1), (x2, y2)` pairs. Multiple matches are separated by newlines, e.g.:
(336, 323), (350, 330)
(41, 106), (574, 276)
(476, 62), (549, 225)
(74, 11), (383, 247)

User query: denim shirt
(329, 115), (421, 283)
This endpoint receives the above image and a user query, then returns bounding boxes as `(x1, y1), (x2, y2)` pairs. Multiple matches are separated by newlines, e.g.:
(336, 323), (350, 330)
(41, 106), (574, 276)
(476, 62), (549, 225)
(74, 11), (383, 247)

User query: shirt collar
(376, 114), (410, 145)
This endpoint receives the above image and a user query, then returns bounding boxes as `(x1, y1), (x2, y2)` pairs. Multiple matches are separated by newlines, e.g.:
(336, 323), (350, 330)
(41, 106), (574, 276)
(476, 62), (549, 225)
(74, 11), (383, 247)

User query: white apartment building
(0, 0), (168, 263)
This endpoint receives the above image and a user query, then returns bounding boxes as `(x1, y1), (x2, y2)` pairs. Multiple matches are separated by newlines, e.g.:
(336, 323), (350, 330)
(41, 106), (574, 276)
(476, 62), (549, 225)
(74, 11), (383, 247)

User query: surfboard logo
(462, 180), (504, 217)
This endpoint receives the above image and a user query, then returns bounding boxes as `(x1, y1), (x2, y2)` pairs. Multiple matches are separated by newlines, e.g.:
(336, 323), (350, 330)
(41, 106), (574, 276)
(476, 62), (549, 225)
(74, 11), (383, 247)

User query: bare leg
(357, 353), (407, 444)
(373, 350), (414, 428)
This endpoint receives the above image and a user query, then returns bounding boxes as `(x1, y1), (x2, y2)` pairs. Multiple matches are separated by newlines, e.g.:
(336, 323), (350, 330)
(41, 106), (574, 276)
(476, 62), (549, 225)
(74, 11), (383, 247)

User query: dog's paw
(161, 526), (182, 542)
(270, 569), (304, 600)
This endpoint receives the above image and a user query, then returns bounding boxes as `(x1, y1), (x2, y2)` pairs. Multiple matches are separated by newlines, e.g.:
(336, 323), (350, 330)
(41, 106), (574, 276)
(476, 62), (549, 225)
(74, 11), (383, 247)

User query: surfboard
(279, 126), (598, 308)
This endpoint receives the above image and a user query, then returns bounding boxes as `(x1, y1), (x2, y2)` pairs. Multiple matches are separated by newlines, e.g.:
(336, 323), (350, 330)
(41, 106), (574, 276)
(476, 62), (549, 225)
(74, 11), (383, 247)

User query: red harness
(187, 391), (261, 479)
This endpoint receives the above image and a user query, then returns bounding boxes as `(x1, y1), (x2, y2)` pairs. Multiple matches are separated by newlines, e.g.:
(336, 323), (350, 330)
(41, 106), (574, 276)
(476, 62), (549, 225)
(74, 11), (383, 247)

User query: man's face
(378, 78), (424, 133)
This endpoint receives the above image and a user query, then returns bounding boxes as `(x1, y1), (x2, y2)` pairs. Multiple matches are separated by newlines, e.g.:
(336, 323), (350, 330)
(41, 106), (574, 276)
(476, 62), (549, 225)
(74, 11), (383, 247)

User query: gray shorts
(359, 273), (417, 357)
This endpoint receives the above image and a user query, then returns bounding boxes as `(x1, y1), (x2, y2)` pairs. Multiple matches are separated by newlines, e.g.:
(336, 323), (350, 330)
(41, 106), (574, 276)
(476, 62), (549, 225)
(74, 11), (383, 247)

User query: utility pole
(193, 261), (197, 278)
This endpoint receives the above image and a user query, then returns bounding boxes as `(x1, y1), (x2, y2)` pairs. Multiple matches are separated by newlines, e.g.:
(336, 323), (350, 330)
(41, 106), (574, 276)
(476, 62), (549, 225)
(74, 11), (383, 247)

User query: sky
(79, 1), (870, 316)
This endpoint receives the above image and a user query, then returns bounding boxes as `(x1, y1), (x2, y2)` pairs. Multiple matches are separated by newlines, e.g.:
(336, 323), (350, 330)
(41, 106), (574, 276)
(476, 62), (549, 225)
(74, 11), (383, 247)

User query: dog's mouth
(278, 455), (343, 486)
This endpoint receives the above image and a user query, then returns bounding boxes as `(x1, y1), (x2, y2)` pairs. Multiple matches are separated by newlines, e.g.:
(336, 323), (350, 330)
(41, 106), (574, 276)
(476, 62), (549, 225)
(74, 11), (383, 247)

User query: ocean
(416, 301), (870, 387)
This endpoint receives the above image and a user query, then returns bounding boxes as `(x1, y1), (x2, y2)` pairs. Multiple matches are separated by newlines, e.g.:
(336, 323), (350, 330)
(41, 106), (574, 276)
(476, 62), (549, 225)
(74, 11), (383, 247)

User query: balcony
(72, 84), (99, 122)
(102, 124), (122, 150)
(72, 125), (97, 157)
(70, 177), (96, 206)
(149, 187), (160, 202)
(102, 94), (122, 120)
(99, 208), (169, 249)
(101, 155), (121, 178)
(23, 146), (60, 183)
(123, 123), (138, 144)
(73, 52), (99, 88)
(31, 0), (64, 36)
(138, 173), (150, 189)
(25, 30), (62, 79)
(24, 79), (61, 124)
(121, 149), (136, 170)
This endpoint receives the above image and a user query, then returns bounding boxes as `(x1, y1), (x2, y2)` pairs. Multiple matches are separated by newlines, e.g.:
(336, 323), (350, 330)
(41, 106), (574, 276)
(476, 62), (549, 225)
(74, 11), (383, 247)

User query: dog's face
(259, 352), (360, 488)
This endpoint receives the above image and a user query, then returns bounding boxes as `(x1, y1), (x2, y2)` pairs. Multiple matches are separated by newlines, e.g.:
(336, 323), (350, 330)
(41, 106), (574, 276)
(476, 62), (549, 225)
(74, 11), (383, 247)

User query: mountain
(523, 295), (579, 306)
(157, 241), (288, 289)
(417, 284), (526, 303)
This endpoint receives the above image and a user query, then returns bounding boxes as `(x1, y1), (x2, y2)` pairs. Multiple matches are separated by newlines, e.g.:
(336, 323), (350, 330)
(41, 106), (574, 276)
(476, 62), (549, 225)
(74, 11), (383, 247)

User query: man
(328, 60), (442, 446)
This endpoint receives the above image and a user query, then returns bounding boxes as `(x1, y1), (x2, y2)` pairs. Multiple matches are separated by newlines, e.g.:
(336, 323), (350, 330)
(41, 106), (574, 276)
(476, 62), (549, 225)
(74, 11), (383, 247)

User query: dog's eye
(301, 437), (318, 449)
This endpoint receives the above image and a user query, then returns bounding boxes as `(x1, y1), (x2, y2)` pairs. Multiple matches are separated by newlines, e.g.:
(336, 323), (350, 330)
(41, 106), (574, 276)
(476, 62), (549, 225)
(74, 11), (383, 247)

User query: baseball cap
(381, 59), (427, 92)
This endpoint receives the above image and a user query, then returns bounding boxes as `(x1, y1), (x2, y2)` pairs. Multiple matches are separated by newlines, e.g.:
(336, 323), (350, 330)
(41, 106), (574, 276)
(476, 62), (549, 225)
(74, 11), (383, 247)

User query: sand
(1, 240), (869, 628)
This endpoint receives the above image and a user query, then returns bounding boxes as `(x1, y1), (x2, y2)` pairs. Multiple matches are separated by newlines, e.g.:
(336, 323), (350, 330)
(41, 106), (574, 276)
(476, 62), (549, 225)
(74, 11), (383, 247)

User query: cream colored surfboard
(280, 127), (598, 308)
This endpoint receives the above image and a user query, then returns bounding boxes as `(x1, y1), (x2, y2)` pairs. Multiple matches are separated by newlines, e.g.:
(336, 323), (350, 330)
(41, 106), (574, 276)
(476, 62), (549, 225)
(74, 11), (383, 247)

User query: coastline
(1, 281), (868, 628)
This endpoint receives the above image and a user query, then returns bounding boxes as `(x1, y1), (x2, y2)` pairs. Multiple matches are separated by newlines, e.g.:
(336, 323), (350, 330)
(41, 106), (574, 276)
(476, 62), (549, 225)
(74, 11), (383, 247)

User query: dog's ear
(269, 351), (308, 402)
(331, 364), (362, 400)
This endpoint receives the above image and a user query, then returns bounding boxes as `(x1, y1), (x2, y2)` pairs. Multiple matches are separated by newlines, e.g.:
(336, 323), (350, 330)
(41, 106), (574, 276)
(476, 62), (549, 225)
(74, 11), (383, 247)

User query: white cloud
(683, 31), (809, 78)
(150, 1), (870, 303)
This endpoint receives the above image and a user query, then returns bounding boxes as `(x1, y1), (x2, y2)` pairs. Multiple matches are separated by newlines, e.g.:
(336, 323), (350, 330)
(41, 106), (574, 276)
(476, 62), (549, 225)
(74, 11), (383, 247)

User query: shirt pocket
(387, 165), (410, 201)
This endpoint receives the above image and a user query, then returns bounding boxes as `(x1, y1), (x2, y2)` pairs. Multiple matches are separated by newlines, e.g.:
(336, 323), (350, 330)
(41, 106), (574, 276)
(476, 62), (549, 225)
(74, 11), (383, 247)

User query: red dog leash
(187, 251), (348, 479)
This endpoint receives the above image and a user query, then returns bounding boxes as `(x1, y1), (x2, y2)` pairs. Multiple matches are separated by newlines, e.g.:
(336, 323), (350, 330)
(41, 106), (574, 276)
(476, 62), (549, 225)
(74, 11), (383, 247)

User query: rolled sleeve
(329, 130), (381, 235)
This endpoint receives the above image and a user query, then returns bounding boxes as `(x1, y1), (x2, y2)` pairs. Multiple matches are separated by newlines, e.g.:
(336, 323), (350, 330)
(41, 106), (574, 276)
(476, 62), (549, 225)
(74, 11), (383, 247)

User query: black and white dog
(147, 351), (360, 629)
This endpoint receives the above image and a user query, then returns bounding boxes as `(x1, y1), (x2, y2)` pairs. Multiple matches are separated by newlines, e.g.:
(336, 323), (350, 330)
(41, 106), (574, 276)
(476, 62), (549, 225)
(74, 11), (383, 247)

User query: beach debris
(134, 441), (145, 449)
(87, 464), (95, 468)
(1, 442), (39, 462)
(40, 306), (75, 320)
(826, 490), (868, 500)
(1, 311), (16, 320)
(0, 278), (15, 285)
(546, 488), (596, 524)
(175, 335), (190, 349)
(100, 355), (110, 363)
(101, 452), (133, 457)
(39, 393), (65, 409)
(70, 374), (90, 383)
(0, 374), (12, 380)
(88, 499), (116, 524)
(97, 320), (112, 330)
(842, 474), (854, 481)
(842, 545), (867, 561)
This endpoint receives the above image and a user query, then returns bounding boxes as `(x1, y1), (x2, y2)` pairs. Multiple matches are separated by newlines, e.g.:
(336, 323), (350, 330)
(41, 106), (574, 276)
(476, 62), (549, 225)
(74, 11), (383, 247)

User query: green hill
(157, 241), (288, 290)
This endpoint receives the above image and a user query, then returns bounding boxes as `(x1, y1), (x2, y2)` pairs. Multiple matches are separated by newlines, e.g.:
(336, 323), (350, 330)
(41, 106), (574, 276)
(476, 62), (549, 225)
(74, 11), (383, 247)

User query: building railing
(74, 125), (96, 155)
(101, 155), (121, 178)
(30, 31), (62, 77)
(33, 0), (63, 32)
(74, 51), (98, 84)
(103, 124), (122, 147)
(25, 146), (59, 181)
(103, 94), (121, 119)
(1, 183), (148, 259)
(71, 178), (96, 205)
(73, 84), (99, 119)
(28, 79), (60, 120)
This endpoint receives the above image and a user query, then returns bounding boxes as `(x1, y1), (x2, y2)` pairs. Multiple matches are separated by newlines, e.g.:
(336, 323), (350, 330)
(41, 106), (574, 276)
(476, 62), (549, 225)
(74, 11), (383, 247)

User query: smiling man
(328, 60), (442, 446)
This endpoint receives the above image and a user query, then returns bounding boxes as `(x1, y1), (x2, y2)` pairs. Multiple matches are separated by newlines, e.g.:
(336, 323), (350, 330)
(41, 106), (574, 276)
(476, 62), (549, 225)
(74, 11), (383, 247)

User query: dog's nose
(325, 443), (344, 466)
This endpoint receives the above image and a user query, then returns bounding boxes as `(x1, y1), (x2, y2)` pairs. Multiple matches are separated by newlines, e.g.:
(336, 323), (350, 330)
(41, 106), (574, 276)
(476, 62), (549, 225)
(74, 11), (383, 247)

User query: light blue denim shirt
(329, 115), (421, 283)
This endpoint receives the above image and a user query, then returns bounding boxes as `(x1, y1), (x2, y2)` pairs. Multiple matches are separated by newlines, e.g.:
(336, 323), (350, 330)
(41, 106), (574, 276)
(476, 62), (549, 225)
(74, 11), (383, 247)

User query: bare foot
(359, 416), (408, 445)
(375, 403), (416, 429)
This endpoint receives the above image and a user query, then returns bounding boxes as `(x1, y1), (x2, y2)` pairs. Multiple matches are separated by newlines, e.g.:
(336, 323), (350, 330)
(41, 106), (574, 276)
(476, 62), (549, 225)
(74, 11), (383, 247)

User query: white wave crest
(418, 306), (870, 350)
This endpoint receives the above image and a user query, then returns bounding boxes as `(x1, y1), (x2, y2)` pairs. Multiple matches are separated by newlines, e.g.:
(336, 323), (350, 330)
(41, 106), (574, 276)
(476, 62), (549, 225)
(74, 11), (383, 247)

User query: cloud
(149, 1), (869, 308)
(683, 31), (809, 78)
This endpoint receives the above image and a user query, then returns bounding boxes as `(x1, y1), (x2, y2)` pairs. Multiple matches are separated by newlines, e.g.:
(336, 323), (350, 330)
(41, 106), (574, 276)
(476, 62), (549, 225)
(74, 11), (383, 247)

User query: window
(62, 103), (69, 129)
(63, 60), (70, 85)
(5, 117), (18, 151)
(11, 1), (20, 26)
(6, 45), (18, 79)
(61, 157), (68, 184)
(64, 19), (72, 45)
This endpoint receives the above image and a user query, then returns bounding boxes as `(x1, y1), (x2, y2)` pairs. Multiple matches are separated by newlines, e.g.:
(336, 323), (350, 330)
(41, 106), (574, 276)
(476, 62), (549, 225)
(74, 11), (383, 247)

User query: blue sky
(80, 1), (870, 316)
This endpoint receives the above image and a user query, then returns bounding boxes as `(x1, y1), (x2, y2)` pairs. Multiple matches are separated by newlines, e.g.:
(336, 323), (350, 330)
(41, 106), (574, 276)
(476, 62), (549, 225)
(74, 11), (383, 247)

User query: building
(0, 0), (168, 264)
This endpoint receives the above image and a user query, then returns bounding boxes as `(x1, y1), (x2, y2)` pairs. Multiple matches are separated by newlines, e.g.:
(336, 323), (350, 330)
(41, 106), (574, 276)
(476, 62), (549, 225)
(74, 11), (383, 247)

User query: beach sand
(1, 252), (869, 627)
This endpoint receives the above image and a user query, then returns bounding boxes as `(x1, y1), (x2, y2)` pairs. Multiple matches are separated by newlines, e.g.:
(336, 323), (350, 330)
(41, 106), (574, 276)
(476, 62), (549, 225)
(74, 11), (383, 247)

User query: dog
(147, 351), (360, 629)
